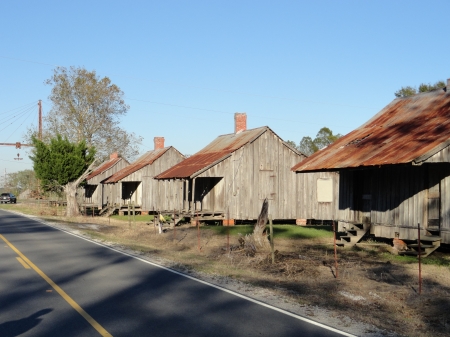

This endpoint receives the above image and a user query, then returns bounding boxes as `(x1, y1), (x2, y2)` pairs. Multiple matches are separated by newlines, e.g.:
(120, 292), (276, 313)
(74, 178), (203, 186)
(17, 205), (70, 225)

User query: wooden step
(340, 236), (352, 242)
(398, 250), (423, 256)
(347, 229), (366, 236)
(419, 235), (441, 242)
(408, 244), (435, 249)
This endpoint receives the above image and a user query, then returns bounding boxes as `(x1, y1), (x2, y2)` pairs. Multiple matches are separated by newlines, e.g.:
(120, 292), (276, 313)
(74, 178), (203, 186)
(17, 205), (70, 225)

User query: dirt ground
(5, 206), (450, 337)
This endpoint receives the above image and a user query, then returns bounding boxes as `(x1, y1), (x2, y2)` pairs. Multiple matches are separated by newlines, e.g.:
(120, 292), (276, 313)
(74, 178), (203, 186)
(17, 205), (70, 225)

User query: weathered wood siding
(337, 164), (450, 244)
(85, 158), (129, 207)
(295, 171), (339, 220)
(195, 129), (304, 220)
(116, 148), (185, 211)
(423, 144), (450, 163)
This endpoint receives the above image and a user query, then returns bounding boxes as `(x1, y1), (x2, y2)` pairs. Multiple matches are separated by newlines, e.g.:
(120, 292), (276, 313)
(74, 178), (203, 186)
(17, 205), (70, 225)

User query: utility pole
(38, 100), (42, 140)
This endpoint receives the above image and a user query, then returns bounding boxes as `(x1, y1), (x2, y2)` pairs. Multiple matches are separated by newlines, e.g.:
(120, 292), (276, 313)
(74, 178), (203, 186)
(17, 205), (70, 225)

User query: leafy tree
(4, 169), (37, 196)
(30, 135), (97, 217)
(285, 140), (298, 149)
(298, 136), (317, 156)
(290, 127), (342, 156)
(314, 127), (342, 149)
(395, 80), (446, 98)
(30, 66), (142, 161)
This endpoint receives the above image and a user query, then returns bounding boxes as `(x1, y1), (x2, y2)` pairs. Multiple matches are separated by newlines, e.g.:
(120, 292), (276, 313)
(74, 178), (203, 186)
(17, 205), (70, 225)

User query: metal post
(197, 211), (200, 251)
(133, 202), (135, 226)
(418, 223), (422, 295)
(333, 221), (338, 279)
(269, 214), (274, 264)
(38, 100), (42, 141)
(173, 209), (176, 240)
(227, 207), (230, 253)
(153, 208), (156, 235)
(128, 203), (130, 227)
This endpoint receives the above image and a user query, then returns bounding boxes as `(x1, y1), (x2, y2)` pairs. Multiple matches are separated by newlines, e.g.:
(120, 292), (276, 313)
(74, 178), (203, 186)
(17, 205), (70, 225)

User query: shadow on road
(0, 308), (52, 337)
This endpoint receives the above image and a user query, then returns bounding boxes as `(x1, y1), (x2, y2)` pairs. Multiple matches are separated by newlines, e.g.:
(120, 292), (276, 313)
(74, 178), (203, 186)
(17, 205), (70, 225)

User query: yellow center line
(0, 234), (113, 337)
(16, 256), (31, 269)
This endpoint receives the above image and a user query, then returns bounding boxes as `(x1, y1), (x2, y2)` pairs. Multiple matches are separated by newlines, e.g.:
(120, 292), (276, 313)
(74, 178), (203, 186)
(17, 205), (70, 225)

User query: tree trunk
(64, 181), (80, 217)
(63, 159), (99, 218)
(252, 198), (269, 247)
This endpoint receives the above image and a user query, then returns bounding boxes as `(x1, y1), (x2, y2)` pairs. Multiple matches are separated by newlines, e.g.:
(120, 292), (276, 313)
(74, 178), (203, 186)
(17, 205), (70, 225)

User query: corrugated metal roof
(86, 157), (122, 181)
(156, 127), (269, 179)
(104, 147), (171, 183)
(292, 88), (450, 172)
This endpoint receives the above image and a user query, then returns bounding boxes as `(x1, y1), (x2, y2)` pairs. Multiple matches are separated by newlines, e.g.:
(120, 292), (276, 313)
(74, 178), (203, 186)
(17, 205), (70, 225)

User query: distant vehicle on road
(1, 193), (17, 203)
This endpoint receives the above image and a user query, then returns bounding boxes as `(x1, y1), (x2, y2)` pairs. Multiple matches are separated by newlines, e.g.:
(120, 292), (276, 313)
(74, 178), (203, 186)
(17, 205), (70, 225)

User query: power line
(4, 106), (36, 142)
(0, 105), (36, 131)
(0, 55), (375, 109)
(127, 99), (349, 128)
(0, 101), (37, 116)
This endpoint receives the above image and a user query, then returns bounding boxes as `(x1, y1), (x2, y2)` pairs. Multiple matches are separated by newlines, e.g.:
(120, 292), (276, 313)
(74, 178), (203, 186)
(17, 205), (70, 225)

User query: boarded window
(259, 170), (276, 200)
(317, 178), (333, 202)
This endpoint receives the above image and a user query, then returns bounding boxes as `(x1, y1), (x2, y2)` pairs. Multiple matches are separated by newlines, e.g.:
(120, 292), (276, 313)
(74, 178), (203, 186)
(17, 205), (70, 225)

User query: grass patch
(380, 252), (450, 267)
(202, 224), (333, 240)
(110, 214), (156, 222)
(272, 225), (333, 239)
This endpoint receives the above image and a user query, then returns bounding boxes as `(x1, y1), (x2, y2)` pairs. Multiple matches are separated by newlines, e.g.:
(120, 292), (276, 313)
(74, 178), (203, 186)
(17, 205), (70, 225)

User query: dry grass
(2, 202), (450, 337)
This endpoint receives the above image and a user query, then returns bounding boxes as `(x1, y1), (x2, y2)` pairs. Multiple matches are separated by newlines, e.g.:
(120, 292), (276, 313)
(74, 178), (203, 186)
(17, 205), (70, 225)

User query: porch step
(398, 250), (427, 256)
(98, 205), (109, 215)
(338, 223), (371, 247)
(102, 205), (118, 217)
(407, 244), (434, 249)
(403, 236), (441, 258)
(418, 235), (441, 242)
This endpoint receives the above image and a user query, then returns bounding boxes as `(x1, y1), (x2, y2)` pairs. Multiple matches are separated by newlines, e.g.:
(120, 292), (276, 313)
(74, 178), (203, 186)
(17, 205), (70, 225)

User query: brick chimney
(110, 152), (118, 159)
(234, 113), (247, 134)
(154, 137), (165, 150)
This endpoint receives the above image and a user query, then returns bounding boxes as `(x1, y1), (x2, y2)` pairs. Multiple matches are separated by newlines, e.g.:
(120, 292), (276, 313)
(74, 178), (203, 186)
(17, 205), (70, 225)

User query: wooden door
(427, 166), (441, 231)
(354, 170), (371, 224)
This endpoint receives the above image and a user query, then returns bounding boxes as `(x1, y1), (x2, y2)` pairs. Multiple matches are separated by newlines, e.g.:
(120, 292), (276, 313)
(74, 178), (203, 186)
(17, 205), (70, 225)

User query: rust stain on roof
(156, 127), (269, 179)
(86, 157), (122, 181)
(104, 147), (171, 183)
(292, 88), (450, 172)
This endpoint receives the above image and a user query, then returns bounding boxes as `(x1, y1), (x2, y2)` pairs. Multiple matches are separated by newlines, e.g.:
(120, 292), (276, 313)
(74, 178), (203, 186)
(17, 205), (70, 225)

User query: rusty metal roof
(156, 127), (270, 179)
(104, 147), (171, 183)
(86, 157), (123, 181)
(292, 88), (450, 172)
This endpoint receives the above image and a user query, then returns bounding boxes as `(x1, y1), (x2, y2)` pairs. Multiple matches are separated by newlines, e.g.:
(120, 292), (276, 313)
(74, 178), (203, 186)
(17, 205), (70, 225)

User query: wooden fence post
(333, 220), (338, 279)
(269, 214), (274, 264)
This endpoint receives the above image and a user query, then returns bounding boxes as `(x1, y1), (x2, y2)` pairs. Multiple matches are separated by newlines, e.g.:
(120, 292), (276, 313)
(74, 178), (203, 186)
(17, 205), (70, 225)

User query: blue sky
(0, 0), (449, 175)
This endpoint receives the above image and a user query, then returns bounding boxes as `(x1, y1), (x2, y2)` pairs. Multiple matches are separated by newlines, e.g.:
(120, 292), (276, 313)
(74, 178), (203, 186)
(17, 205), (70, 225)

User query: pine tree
(30, 135), (97, 216)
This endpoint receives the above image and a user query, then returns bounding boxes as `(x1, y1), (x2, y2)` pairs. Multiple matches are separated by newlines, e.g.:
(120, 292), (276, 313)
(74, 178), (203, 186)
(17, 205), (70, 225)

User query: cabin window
(259, 170), (276, 200)
(317, 178), (333, 202)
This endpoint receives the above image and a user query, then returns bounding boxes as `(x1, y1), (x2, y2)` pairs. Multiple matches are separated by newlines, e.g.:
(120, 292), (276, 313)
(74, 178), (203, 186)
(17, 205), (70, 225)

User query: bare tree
(34, 66), (142, 161)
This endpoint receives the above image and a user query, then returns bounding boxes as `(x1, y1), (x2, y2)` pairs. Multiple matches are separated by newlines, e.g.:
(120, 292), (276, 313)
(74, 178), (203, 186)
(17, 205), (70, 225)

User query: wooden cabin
(84, 153), (129, 209)
(295, 171), (339, 224)
(292, 79), (450, 244)
(156, 113), (306, 223)
(103, 137), (185, 214)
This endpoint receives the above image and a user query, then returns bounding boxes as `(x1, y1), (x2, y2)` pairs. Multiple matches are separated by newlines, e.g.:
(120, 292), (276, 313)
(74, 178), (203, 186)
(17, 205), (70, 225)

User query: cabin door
(354, 170), (371, 224)
(427, 165), (441, 231)
(102, 184), (107, 206)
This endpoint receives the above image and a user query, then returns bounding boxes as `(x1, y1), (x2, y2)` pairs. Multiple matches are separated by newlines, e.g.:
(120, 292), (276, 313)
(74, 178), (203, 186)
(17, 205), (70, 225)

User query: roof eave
(413, 139), (450, 164)
(190, 153), (233, 179)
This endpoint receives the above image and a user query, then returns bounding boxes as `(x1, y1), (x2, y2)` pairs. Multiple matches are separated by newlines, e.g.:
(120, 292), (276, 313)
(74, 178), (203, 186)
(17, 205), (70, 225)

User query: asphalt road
(0, 210), (353, 337)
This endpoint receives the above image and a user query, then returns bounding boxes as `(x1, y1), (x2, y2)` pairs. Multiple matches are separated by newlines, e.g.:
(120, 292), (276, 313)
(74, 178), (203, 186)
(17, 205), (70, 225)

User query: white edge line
(5, 210), (356, 337)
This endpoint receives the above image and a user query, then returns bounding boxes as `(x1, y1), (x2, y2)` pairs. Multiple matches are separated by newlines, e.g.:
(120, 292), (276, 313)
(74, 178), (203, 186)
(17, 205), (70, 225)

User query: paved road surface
(0, 210), (352, 337)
